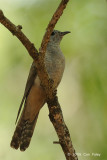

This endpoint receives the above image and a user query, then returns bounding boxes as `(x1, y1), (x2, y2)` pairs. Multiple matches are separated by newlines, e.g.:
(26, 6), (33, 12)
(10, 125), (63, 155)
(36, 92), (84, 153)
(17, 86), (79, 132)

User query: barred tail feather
(10, 114), (38, 151)
(11, 81), (45, 151)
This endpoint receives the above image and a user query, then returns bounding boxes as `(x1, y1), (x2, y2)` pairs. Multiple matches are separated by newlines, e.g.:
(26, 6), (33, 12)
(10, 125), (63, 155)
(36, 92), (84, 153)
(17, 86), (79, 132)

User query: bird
(10, 30), (70, 151)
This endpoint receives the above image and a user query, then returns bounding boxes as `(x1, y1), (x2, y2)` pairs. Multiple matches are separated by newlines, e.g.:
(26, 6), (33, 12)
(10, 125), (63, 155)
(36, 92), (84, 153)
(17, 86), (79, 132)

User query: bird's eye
(51, 31), (55, 36)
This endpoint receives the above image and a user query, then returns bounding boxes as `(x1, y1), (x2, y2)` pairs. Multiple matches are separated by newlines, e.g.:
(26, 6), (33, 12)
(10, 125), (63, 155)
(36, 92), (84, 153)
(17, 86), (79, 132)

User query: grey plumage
(10, 30), (70, 151)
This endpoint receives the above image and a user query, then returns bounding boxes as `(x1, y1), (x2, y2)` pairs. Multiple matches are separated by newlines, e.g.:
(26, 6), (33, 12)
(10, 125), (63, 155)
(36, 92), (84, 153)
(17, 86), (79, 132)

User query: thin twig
(53, 141), (60, 144)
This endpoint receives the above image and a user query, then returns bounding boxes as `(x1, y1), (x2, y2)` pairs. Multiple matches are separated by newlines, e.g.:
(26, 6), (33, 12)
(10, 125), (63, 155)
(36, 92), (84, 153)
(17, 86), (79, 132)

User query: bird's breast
(44, 49), (65, 88)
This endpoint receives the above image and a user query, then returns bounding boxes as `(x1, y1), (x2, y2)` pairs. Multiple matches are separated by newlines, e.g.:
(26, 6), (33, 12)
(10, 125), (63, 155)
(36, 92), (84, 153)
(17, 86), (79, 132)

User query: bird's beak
(61, 31), (71, 36)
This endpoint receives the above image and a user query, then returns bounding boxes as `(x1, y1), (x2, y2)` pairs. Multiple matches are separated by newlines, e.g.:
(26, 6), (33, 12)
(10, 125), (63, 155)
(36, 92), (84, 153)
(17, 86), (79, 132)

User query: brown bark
(0, 1), (78, 159)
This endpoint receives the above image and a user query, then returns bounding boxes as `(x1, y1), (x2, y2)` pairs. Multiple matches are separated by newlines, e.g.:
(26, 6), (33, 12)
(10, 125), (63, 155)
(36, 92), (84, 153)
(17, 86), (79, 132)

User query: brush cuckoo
(10, 30), (70, 151)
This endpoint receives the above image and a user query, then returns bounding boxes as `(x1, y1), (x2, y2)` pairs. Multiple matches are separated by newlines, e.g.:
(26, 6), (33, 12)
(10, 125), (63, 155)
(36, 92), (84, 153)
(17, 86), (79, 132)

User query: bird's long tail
(10, 113), (39, 151)
(10, 83), (46, 151)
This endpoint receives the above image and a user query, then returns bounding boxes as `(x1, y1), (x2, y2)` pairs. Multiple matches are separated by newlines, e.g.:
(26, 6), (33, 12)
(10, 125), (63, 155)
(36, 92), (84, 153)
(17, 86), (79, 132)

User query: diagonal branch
(0, 0), (78, 160)
(48, 96), (78, 160)
(39, 0), (69, 54)
(38, 0), (70, 100)
(0, 10), (38, 60)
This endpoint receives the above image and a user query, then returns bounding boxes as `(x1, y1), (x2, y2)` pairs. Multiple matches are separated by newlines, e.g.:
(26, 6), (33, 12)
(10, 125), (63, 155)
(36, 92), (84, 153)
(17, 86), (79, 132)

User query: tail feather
(11, 83), (46, 151)
(11, 114), (38, 151)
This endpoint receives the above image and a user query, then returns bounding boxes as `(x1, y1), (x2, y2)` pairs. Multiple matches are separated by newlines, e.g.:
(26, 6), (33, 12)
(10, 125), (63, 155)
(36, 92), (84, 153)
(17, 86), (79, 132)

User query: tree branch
(48, 96), (78, 160)
(39, 0), (69, 54)
(0, 10), (38, 60)
(38, 0), (70, 100)
(0, 0), (78, 159)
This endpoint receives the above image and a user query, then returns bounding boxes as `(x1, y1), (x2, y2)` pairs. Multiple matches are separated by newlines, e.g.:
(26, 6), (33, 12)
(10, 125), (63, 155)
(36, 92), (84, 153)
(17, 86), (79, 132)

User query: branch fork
(0, 1), (78, 160)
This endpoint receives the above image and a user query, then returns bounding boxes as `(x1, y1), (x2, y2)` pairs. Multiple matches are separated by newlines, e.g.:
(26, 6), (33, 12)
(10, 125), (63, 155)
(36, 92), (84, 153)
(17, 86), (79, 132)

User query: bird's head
(48, 30), (70, 46)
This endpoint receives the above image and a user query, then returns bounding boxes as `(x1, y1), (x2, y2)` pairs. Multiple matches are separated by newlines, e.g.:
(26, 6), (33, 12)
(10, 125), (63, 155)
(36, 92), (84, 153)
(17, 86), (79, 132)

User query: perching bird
(10, 30), (70, 151)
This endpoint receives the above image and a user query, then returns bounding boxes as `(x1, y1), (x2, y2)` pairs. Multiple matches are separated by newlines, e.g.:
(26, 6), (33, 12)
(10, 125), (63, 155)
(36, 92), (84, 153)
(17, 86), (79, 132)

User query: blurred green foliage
(0, 0), (107, 160)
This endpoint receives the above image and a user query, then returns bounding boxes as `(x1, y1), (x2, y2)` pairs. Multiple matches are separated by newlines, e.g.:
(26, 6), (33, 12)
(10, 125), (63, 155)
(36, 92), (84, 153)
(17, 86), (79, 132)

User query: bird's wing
(15, 61), (37, 124)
